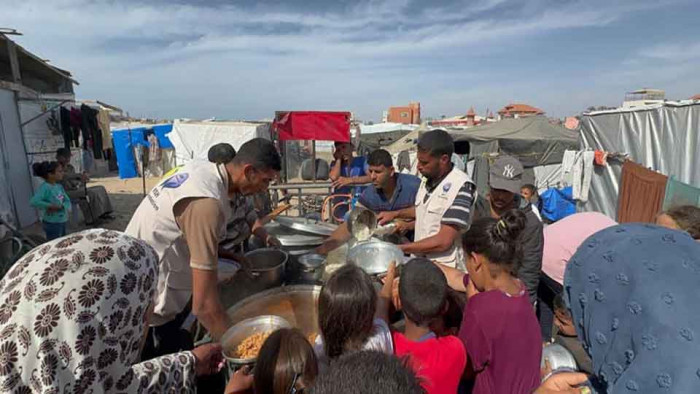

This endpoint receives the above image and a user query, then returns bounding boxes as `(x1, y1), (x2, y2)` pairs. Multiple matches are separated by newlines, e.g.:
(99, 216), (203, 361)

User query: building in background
(430, 107), (496, 127)
(386, 102), (420, 124)
(497, 103), (545, 119)
(1, 31), (77, 227)
(622, 88), (665, 109)
(690, 94), (700, 100)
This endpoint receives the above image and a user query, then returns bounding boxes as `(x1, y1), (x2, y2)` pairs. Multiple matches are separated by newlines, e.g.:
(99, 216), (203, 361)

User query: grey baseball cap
(489, 155), (524, 194)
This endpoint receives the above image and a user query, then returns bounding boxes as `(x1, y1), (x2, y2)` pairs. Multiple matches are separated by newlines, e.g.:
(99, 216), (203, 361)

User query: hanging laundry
(397, 150), (411, 172)
(561, 150), (595, 202)
(663, 176), (700, 210)
(572, 151), (594, 202)
(59, 107), (73, 150)
(69, 107), (82, 147)
(560, 150), (577, 186)
(594, 150), (608, 166)
(97, 108), (112, 148)
(147, 133), (161, 162)
(617, 160), (668, 223)
(80, 104), (103, 159)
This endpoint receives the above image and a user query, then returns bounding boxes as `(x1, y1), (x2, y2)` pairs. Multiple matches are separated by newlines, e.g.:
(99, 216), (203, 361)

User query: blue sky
(3, 0), (699, 121)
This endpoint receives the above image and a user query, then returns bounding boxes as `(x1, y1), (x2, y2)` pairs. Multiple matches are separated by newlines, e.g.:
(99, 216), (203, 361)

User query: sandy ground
(86, 175), (161, 231)
(21, 168), (336, 239)
(22, 174), (159, 238)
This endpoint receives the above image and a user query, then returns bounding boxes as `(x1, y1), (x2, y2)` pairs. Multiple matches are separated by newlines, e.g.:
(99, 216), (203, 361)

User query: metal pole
(142, 147), (146, 196)
(311, 141), (316, 184)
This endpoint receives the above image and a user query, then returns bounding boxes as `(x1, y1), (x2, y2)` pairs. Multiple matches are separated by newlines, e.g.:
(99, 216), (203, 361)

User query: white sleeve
(363, 318), (394, 354)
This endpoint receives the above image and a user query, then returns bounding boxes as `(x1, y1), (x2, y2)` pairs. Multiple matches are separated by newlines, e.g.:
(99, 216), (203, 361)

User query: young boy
(379, 259), (466, 394)
(553, 293), (592, 374)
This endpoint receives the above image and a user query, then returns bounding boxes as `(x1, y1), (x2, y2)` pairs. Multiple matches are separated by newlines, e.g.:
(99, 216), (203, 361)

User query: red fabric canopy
(273, 111), (351, 142)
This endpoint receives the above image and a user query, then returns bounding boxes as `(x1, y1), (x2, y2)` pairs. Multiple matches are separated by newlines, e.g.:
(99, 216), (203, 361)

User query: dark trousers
(43, 221), (66, 241)
(141, 306), (194, 361)
(537, 273), (563, 341)
(140, 305), (226, 392)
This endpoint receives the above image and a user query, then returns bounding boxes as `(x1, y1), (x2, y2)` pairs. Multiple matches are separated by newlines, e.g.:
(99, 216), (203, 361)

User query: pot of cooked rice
(221, 315), (292, 365)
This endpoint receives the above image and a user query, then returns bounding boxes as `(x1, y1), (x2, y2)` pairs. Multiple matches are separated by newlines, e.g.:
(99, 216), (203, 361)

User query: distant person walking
(29, 161), (71, 240)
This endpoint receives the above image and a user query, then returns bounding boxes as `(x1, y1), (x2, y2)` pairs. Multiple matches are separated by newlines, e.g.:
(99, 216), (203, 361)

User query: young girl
(439, 209), (542, 394)
(226, 328), (318, 394)
(314, 264), (393, 367)
(29, 161), (70, 240)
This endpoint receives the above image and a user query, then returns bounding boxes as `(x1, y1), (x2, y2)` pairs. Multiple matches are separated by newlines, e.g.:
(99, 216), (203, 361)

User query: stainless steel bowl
(348, 208), (377, 241)
(541, 343), (578, 373)
(346, 240), (405, 275)
(226, 285), (321, 338)
(221, 315), (292, 365)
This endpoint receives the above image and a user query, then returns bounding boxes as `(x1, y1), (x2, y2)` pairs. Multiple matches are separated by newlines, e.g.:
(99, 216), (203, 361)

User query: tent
(448, 117), (579, 196)
(169, 119), (272, 166)
(449, 117), (579, 167)
(579, 101), (700, 218)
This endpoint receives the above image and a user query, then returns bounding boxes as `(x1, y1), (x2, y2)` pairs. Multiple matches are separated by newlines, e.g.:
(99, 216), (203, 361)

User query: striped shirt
(441, 181), (476, 231)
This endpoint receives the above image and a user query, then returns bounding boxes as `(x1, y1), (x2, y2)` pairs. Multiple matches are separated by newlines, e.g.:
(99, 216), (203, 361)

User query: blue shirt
(358, 173), (421, 213)
(332, 157), (369, 219)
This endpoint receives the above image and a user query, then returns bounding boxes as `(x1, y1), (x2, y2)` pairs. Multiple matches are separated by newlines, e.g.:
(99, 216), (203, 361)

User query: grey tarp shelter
(579, 101), (700, 219)
(448, 117), (579, 196)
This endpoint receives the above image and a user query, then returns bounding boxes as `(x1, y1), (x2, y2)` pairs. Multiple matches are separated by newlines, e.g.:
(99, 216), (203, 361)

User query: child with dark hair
(552, 293), (592, 374)
(656, 205), (700, 240)
(438, 209), (542, 394)
(30, 161), (70, 240)
(311, 351), (425, 394)
(226, 328), (318, 394)
(378, 258), (466, 394)
(314, 264), (393, 368)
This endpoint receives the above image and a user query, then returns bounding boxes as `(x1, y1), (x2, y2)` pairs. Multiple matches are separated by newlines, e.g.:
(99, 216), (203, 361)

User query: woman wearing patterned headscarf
(537, 223), (700, 393)
(0, 229), (224, 393)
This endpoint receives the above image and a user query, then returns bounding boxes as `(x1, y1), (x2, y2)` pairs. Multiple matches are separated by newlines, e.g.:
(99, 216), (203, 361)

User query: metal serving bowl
(226, 285), (322, 339)
(221, 315), (292, 365)
(541, 343), (578, 374)
(346, 240), (405, 276)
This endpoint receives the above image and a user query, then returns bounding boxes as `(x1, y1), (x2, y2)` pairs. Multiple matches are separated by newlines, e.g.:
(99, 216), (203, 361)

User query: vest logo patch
(161, 173), (190, 189)
(443, 182), (452, 192)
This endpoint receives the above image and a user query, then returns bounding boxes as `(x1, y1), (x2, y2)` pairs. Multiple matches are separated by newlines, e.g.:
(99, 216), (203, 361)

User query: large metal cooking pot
(226, 285), (321, 338)
(243, 248), (288, 289)
(347, 240), (405, 276)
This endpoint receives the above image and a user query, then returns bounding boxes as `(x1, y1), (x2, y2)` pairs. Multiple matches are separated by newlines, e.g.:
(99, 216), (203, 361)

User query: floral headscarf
(0, 229), (196, 393)
(565, 224), (700, 393)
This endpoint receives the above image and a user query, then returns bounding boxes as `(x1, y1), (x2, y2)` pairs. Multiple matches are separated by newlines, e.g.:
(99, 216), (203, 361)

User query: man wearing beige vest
(126, 138), (281, 361)
(378, 129), (475, 270)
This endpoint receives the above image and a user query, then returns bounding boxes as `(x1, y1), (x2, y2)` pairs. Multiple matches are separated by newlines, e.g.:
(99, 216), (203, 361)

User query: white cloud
(0, 0), (692, 120)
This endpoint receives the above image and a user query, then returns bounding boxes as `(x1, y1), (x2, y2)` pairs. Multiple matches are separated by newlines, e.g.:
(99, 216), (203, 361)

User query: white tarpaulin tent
(579, 100), (700, 218)
(169, 120), (271, 165)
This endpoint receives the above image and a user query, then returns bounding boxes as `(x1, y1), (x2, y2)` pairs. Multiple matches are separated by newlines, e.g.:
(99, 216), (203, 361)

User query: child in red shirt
(379, 258), (467, 394)
(439, 209), (542, 394)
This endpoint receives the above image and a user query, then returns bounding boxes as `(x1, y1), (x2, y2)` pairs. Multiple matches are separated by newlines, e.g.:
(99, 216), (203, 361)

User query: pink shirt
(542, 212), (617, 284)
